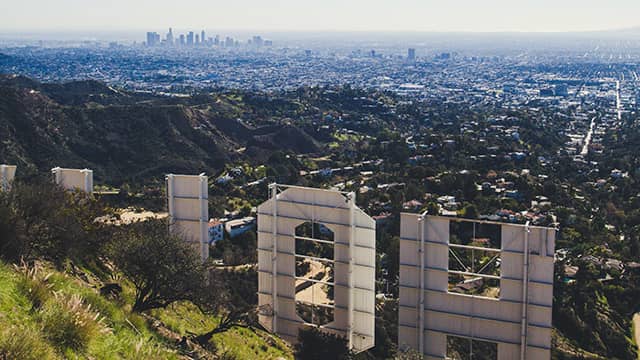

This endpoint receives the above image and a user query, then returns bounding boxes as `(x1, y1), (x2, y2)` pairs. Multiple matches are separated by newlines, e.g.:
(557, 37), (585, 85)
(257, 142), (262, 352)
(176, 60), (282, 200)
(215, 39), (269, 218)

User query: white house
(225, 216), (256, 238)
(208, 219), (224, 244)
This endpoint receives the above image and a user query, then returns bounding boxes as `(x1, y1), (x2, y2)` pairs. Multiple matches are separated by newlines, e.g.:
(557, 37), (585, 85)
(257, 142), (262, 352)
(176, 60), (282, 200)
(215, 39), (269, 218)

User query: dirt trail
(295, 259), (332, 305)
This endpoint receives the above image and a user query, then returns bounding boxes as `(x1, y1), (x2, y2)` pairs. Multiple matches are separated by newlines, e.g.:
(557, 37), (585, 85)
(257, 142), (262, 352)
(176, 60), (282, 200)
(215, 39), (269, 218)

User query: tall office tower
(253, 35), (264, 47)
(195, 34), (200, 45)
(370, 49), (376, 57)
(201, 30), (206, 45)
(179, 34), (185, 46)
(187, 32), (194, 46)
(214, 35), (220, 46)
(148, 32), (161, 46)
(166, 28), (174, 45)
(408, 48), (416, 60)
(225, 36), (234, 47)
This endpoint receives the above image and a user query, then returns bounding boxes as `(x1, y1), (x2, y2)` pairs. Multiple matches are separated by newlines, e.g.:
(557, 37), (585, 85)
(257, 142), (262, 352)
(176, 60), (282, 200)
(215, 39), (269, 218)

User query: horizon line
(1, 26), (639, 35)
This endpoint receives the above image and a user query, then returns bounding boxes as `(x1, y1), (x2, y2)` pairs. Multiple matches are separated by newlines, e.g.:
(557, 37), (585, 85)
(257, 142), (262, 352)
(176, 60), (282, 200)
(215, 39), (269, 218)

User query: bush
(108, 219), (205, 312)
(41, 293), (109, 352)
(0, 325), (57, 360)
(15, 261), (53, 310)
(0, 178), (113, 265)
(295, 327), (352, 360)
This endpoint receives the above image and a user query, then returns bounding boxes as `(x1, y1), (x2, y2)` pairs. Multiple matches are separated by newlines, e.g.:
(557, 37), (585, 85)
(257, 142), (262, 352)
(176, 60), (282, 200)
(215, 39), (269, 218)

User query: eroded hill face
(0, 75), (322, 184)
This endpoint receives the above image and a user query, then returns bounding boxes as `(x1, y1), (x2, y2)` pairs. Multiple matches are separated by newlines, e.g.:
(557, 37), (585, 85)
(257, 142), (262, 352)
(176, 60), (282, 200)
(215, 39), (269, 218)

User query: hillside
(0, 75), (323, 184)
(0, 260), (292, 360)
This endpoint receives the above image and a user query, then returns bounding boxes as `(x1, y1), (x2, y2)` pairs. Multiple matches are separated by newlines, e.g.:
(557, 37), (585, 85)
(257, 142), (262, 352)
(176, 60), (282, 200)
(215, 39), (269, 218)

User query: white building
(208, 219), (224, 244)
(225, 216), (256, 238)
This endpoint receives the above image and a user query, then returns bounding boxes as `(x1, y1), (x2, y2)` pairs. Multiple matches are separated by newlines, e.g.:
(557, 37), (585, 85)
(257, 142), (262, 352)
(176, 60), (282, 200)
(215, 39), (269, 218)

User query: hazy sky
(1, 0), (639, 33)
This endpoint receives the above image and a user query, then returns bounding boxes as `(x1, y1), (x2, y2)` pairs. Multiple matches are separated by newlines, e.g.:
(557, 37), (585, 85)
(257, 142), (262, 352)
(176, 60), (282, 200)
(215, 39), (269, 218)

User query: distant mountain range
(0, 75), (322, 184)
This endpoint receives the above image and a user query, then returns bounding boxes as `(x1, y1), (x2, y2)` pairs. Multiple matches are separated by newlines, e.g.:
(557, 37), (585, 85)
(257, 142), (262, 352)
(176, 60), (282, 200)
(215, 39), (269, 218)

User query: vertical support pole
(0, 165), (6, 192)
(418, 214), (425, 356)
(52, 167), (61, 186)
(520, 221), (531, 360)
(198, 173), (208, 262)
(82, 169), (92, 194)
(166, 174), (175, 227)
(270, 183), (278, 333)
(347, 191), (356, 349)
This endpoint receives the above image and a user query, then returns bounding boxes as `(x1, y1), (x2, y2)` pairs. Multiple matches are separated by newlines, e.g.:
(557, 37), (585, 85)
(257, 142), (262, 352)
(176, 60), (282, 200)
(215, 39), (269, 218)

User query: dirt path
(295, 259), (333, 306)
(119, 209), (168, 224)
(634, 313), (640, 360)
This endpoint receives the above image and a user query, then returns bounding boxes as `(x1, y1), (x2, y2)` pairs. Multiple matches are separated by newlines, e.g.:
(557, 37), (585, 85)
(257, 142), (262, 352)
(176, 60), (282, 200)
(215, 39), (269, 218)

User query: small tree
(295, 327), (352, 360)
(193, 267), (257, 345)
(109, 219), (205, 312)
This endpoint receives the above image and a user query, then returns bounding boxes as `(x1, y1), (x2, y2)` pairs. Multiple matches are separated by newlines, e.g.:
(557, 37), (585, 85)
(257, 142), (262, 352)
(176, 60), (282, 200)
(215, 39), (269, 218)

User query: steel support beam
(347, 191), (356, 348)
(520, 221), (531, 360)
(418, 213), (426, 355)
(270, 183), (279, 333)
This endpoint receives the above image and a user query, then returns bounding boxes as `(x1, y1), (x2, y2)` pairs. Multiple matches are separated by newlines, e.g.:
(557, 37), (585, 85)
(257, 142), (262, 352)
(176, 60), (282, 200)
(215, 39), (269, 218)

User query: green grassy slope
(0, 261), (292, 360)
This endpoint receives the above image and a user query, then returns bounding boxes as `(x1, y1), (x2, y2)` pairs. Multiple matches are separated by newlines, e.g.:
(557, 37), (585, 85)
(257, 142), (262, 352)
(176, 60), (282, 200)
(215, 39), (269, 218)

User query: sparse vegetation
(0, 176), (292, 359)
(0, 324), (57, 360)
(108, 219), (205, 312)
(41, 293), (109, 352)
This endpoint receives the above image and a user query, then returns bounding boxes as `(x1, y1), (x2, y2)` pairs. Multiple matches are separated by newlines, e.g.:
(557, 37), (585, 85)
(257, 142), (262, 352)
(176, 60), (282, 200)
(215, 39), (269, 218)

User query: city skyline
(2, 0), (640, 33)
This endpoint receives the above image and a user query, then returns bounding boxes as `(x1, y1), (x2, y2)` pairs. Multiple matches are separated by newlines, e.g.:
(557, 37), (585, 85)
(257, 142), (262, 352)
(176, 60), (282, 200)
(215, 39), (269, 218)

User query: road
(616, 80), (622, 122)
(580, 117), (596, 156)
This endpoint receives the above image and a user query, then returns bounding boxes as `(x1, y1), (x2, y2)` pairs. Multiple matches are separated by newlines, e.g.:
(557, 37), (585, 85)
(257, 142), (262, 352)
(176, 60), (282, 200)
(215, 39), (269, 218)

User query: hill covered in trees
(0, 75), (322, 184)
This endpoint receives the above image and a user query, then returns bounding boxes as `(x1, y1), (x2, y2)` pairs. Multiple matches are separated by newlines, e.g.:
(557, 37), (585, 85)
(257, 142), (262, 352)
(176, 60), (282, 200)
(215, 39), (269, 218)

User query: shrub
(0, 178), (114, 265)
(0, 324), (57, 360)
(295, 327), (352, 360)
(108, 219), (205, 312)
(15, 261), (53, 310)
(41, 293), (109, 352)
